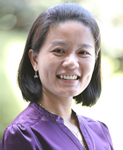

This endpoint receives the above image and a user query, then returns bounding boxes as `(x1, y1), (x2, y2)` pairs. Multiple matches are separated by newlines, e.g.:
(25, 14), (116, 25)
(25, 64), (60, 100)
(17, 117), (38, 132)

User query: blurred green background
(0, 0), (123, 149)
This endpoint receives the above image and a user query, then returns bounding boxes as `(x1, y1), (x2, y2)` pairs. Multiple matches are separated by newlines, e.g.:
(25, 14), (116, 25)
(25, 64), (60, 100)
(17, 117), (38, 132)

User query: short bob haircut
(18, 3), (102, 107)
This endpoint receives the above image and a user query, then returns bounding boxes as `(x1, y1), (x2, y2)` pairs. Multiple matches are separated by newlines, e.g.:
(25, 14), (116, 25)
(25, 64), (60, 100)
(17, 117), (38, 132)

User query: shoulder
(2, 123), (43, 150)
(79, 115), (106, 127)
(79, 115), (110, 135)
(2, 103), (43, 150)
(3, 102), (42, 144)
(78, 115), (114, 149)
(9, 102), (43, 126)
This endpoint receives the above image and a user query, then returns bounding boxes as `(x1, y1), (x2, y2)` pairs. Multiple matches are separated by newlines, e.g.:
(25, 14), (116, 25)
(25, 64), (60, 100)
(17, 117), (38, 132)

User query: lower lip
(58, 78), (78, 83)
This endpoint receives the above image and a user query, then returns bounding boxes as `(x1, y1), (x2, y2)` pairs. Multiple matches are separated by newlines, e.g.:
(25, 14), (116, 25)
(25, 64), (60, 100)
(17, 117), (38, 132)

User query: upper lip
(56, 73), (81, 77)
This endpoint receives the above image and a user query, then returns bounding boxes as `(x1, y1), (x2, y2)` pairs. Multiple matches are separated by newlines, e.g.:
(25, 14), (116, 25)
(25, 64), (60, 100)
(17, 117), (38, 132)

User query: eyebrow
(78, 44), (93, 49)
(51, 41), (68, 47)
(51, 41), (93, 49)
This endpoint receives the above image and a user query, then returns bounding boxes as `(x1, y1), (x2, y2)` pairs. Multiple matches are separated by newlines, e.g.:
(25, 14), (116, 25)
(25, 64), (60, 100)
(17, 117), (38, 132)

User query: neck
(38, 91), (73, 120)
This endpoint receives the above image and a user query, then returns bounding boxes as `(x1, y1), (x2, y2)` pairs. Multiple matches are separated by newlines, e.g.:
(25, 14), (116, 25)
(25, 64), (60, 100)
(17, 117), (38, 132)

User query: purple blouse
(2, 102), (114, 150)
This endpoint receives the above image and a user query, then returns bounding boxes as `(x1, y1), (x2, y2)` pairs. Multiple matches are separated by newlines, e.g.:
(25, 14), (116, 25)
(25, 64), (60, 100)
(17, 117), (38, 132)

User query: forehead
(49, 21), (91, 35)
(43, 21), (94, 47)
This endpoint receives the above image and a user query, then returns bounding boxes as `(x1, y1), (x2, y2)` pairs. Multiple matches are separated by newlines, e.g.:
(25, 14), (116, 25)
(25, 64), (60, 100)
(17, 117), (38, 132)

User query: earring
(34, 68), (38, 78)
(34, 71), (38, 78)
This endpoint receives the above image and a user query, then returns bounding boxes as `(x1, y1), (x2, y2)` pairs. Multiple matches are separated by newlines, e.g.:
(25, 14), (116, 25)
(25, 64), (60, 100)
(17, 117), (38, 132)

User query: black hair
(18, 3), (102, 106)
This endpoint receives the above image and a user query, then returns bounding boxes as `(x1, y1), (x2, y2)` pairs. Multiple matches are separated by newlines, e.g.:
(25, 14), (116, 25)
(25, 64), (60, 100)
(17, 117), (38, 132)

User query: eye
(53, 49), (64, 53)
(78, 51), (88, 55)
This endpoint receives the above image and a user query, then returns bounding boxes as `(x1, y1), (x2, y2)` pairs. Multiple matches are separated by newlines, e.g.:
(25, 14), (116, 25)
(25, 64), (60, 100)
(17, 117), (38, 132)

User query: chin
(60, 91), (80, 98)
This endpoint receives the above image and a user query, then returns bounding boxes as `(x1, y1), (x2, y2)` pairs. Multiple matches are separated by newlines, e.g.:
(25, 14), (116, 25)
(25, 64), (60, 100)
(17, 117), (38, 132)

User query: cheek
(80, 61), (95, 91)
(37, 58), (57, 80)
(82, 59), (95, 75)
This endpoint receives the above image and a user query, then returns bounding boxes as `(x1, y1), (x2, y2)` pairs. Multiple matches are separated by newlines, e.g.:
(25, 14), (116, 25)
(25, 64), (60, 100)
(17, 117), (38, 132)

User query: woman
(2, 3), (114, 150)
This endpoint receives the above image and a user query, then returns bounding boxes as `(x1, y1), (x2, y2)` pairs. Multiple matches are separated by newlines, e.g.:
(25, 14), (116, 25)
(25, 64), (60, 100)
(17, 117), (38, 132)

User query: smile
(57, 75), (79, 80)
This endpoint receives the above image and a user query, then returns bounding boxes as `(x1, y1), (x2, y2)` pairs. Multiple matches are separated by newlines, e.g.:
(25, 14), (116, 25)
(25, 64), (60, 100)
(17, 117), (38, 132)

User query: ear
(28, 49), (38, 71)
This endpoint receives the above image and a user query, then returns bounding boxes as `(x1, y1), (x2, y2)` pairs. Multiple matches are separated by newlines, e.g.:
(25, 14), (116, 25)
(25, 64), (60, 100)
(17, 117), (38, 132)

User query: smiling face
(30, 21), (95, 99)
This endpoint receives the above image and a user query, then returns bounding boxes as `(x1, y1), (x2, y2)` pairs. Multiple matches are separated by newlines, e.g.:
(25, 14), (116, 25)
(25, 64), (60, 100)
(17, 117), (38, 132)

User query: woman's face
(36, 21), (95, 98)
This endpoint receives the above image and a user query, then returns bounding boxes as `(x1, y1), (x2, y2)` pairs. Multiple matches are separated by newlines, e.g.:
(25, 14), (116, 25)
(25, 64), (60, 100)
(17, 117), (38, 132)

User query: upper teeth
(59, 75), (78, 80)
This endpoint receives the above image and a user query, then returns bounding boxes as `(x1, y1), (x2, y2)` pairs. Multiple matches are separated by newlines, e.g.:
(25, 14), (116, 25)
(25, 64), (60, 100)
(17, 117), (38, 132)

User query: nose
(62, 53), (79, 69)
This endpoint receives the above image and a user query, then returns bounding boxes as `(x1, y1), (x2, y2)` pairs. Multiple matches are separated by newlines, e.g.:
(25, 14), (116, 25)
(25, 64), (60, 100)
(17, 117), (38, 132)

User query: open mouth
(57, 75), (80, 80)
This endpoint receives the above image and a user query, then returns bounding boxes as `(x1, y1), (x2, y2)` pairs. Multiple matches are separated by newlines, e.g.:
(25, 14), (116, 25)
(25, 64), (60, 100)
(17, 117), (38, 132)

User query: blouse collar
(31, 102), (65, 124)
